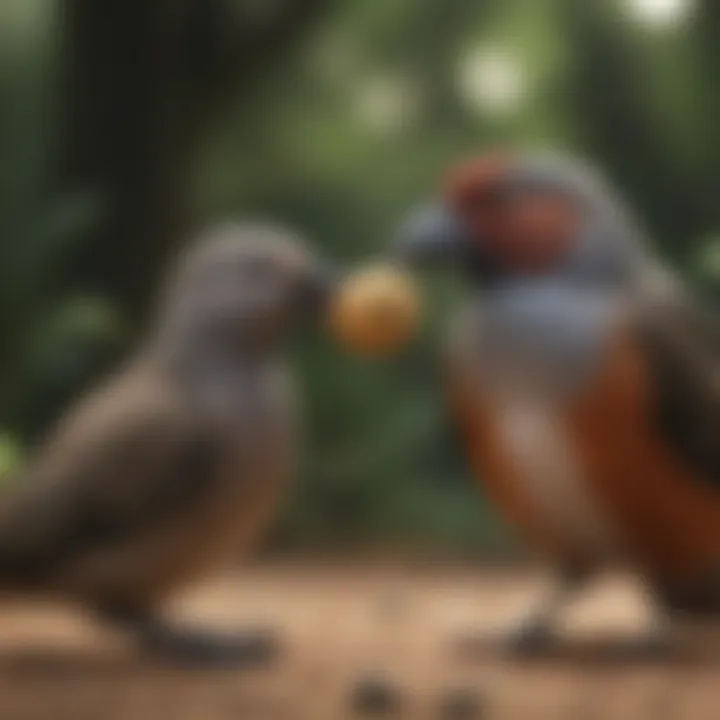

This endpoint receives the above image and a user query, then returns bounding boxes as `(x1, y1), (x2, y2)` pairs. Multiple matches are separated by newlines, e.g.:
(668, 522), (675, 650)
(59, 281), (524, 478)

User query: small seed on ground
(437, 688), (484, 719)
(350, 674), (402, 716)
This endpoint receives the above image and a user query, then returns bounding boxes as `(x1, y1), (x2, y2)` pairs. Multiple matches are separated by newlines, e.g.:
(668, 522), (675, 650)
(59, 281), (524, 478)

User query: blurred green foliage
(0, 433), (22, 483)
(0, 0), (717, 554)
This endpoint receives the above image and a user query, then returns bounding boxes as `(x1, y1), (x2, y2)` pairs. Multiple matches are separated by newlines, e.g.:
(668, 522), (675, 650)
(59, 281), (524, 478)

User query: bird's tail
(0, 478), (49, 591)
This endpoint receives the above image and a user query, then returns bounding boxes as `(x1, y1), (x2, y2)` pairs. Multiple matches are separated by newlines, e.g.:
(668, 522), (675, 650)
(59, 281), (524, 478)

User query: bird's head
(157, 223), (334, 355)
(392, 150), (645, 289)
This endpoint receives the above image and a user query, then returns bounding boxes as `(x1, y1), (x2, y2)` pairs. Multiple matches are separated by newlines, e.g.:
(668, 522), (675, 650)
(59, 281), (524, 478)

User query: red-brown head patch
(443, 151), (581, 274)
(444, 151), (511, 208)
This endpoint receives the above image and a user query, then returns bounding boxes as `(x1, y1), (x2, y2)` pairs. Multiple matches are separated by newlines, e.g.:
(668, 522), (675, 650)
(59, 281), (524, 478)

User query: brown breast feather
(446, 320), (720, 582)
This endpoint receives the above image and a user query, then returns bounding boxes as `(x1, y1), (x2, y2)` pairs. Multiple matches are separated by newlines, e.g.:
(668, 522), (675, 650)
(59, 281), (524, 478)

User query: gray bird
(0, 223), (333, 666)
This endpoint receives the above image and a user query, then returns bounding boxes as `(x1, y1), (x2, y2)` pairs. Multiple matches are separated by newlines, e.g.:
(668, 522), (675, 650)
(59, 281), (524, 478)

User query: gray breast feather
(447, 283), (622, 402)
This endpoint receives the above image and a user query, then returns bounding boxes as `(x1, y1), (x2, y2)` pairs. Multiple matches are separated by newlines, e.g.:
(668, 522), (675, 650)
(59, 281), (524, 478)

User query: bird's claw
(144, 627), (280, 668)
(498, 619), (556, 657)
(455, 620), (556, 659)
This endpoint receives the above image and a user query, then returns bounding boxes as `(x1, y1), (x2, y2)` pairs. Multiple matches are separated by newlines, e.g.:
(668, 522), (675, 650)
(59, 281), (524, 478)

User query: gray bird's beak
(391, 202), (473, 268)
(302, 262), (338, 315)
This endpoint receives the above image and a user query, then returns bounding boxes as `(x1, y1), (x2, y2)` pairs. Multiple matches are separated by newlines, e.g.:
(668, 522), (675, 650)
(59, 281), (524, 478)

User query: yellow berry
(330, 264), (421, 356)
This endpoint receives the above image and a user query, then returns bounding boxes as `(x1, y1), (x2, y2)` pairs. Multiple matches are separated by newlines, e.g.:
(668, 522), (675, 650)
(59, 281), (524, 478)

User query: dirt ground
(0, 565), (719, 720)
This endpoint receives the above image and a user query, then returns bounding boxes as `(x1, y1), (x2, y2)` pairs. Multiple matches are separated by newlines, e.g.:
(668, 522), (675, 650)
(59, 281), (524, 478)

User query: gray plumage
(0, 222), (331, 664)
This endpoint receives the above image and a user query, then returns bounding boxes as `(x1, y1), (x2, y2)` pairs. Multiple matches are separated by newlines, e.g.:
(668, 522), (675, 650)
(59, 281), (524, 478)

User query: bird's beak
(390, 202), (473, 268)
(302, 261), (338, 316)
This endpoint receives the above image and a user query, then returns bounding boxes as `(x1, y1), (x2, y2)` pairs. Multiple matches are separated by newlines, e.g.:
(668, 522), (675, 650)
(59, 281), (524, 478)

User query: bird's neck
(150, 326), (279, 386)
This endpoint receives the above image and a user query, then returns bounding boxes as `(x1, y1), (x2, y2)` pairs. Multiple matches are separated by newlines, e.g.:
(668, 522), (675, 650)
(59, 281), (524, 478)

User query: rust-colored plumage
(395, 149), (720, 651)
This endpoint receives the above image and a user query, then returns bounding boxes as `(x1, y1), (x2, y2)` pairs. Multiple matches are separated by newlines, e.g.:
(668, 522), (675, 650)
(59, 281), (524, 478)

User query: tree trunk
(60, 0), (327, 326)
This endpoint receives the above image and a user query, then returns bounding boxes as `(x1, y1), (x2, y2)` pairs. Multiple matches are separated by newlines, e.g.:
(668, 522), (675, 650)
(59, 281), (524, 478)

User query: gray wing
(636, 294), (720, 484)
(0, 380), (218, 585)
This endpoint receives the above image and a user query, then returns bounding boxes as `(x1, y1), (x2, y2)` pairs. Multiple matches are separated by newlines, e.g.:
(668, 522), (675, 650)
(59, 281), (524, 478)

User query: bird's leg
(98, 605), (279, 668)
(457, 564), (592, 657)
(497, 564), (592, 654)
(504, 571), (679, 659)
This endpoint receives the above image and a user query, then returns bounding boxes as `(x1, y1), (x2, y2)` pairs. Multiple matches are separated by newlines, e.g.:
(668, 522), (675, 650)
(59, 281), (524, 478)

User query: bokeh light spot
(456, 47), (526, 117)
(625, 0), (693, 28)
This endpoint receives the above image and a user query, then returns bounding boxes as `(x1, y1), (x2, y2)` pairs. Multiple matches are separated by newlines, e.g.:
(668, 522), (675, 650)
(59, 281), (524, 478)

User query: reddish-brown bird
(392, 150), (719, 653)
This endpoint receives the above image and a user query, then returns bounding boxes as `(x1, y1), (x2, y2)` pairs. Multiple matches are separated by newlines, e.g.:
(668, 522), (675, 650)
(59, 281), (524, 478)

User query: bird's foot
(141, 625), (280, 668)
(99, 606), (279, 668)
(456, 619), (556, 659)
(498, 618), (557, 657)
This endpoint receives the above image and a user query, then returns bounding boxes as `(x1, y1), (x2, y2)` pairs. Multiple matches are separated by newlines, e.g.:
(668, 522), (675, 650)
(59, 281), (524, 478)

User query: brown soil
(0, 565), (718, 719)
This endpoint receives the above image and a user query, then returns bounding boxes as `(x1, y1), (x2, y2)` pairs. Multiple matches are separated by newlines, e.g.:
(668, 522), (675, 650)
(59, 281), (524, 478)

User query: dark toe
(149, 628), (280, 668)
(456, 624), (555, 660)
(438, 688), (485, 719)
(503, 623), (556, 656)
(349, 674), (402, 716)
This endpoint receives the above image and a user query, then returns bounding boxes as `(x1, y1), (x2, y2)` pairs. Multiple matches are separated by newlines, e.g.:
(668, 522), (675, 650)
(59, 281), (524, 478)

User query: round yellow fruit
(331, 264), (421, 356)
